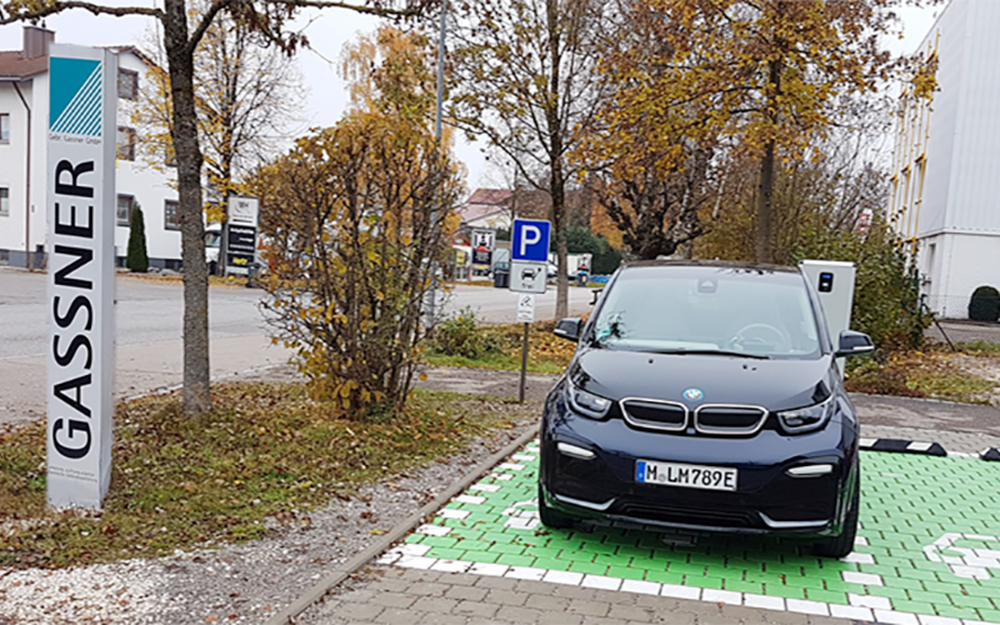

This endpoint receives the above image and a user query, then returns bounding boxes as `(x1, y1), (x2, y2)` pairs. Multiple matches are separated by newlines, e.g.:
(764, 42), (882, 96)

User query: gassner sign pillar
(46, 45), (117, 509)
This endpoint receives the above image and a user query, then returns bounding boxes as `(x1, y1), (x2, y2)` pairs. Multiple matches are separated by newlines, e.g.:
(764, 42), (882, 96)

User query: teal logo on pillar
(49, 57), (103, 136)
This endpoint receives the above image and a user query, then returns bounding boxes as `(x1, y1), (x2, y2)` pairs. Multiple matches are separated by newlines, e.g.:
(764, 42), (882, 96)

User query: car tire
(538, 484), (573, 529)
(815, 471), (860, 558)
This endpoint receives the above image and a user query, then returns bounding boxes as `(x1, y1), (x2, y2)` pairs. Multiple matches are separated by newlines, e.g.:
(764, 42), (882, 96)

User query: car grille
(619, 399), (768, 436)
(694, 406), (768, 436)
(617, 503), (758, 529)
(620, 399), (687, 432)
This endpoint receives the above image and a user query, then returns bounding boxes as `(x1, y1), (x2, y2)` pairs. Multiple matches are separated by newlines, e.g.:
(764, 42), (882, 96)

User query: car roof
(621, 259), (801, 274)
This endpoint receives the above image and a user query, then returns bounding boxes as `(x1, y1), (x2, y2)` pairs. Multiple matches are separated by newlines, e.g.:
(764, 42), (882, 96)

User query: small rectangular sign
(509, 260), (547, 294)
(225, 196), (259, 273)
(472, 249), (492, 266)
(472, 228), (495, 252)
(511, 219), (550, 262)
(517, 294), (535, 323)
(47, 45), (117, 509)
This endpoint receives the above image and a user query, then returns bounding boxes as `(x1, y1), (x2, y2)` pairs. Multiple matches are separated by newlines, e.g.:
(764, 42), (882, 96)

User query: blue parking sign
(511, 219), (551, 262)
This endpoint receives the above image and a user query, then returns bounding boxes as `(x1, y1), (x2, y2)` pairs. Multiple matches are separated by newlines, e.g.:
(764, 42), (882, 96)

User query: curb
(859, 437), (1000, 461)
(264, 424), (540, 625)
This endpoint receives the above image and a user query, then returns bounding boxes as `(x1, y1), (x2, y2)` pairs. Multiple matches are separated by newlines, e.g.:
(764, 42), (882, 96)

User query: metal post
(519, 322), (529, 403)
(425, 0), (448, 330)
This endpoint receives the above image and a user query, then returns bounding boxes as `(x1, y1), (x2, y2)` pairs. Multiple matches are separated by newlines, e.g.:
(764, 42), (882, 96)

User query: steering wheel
(728, 323), (791, 353)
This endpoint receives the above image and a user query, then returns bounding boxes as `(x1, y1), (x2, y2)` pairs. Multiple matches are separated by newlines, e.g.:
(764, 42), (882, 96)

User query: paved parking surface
(339, 443), (1000, 625)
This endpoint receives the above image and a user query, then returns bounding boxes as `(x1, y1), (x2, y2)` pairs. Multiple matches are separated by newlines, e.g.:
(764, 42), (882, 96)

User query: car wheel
(815, 471), (860, 558)
(538, 484), (573, 529)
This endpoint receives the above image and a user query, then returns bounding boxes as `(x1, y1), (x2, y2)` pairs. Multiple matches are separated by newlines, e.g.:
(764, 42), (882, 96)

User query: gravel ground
(0, 365), (541, 625)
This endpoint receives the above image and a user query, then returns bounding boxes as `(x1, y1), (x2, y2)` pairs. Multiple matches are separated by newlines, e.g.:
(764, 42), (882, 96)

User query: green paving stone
(421, 536), (461, 549)
(487, 542), (526, 555)
(949, 595), (996, 610)
(962, 583), (1000, 599)
(858, 563), (899, 577)
(460, 550), (500, 563)
(762, 584), (806, 600)
(884, 575), (926, 591)
(723, 580), (764, 595)
(431, 548), (467, 560)
(914, 591), (954, 605)
(531, 557), (570, 571)
(496, 553), (535, 567)
(804, 588), (848, 604)
(932, 604), (980, 620)
(404, 534), (426, 544)
(687, 574), (724, 590)
(867, 586), (909, 601)
(644, 570), (686, 585)
(568, 561), (609, 575)
(605, 565), (648, 581)
(976, 610), (1000, 623)
(898, 568), (944, 582)
(667, 560), (706, 575)
(891, 601), (936, 615)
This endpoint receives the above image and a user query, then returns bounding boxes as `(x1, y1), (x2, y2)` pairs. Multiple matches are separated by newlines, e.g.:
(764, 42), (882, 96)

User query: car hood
(569, 348), (834, 412)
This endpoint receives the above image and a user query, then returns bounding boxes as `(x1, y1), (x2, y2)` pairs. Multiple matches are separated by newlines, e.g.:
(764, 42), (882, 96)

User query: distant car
(548, 263), (559, 280)
(538, 260), (874, 557)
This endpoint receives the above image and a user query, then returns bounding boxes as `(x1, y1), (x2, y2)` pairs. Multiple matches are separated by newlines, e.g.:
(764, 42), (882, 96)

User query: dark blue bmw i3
(538, 260), (874, 557)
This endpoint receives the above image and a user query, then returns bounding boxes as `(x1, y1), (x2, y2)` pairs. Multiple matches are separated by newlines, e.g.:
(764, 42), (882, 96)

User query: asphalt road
(0, 269), (594, 424)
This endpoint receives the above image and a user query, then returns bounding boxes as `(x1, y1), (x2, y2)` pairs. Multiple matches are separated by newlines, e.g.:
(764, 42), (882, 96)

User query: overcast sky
(0, 2), (944, 194)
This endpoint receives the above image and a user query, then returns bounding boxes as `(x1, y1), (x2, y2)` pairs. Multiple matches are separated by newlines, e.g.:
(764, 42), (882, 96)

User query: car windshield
(591, 265), (822, 359)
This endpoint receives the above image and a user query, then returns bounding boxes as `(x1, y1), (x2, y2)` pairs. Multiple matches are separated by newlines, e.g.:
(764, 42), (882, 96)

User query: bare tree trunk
(164, 0), (211, 414)
(547, 0), (568, 320)
(551, 166), (568, 319)
(756, 55), (781, 265)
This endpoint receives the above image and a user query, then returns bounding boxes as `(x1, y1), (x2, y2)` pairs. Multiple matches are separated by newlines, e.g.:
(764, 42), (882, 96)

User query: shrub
(126, 204), (149, 273)
(430, 307), (503, 359)
(968, 286), (1000, 322)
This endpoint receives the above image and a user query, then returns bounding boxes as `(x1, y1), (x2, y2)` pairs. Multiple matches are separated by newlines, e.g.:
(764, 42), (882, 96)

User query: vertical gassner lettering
(47, 46), (117, 509)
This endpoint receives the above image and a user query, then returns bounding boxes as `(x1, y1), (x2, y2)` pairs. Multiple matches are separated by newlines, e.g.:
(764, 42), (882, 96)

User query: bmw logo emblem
(683, 388), (704, 402)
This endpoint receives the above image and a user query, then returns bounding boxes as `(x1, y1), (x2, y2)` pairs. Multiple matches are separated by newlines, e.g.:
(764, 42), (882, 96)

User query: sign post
(225, 196), (259, 275)
(509, 219), (550, 403)
(46, 45), (117, 509)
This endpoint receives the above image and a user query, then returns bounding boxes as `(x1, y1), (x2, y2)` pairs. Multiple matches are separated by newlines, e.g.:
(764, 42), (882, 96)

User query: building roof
(466, 188), (513, 206)
(0, 51), (47, 80)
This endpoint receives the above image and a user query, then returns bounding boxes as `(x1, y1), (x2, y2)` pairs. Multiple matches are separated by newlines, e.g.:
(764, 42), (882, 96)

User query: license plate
(635, 460), (738, 492)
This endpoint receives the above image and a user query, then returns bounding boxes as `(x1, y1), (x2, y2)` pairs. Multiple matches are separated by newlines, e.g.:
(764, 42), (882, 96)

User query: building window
(118, 68), (139, 100)
(0, 187), (9, 216)
(116, 194), (134, 226)
(117, 127), (136, 161)
(0, 113), (9, 142)
(164, 199), (181, 231)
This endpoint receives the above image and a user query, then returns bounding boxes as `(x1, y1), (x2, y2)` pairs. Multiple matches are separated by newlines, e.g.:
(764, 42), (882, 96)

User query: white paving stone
(917, 615), (962, 625)
(743, 593), (785, 611)
(437, 508), (470, 520)
(492, 473), (514, 481)
(786, 599), (829, 616)
(398, 543), (433, 557)
(830, 604), (874, 621)
(701, 589), (741, 605)
(849, 593), (892, 610)
(468, 483), (501, 493)
(621, 579), (661, 595)
(511, 454), (536, 461)
(854, 536), (870, 546)
(841, 552), (876, 565)
(541, 570), (584, 586)
(415, 524), (452, 537)
(581, 575), (622, 591)
(468, 562), (509, 577)
(661, 584), (701, 600)
(454, 494), (486, 505)
(874, 609), (920, 625)
(504, 566), (547, 581)
(396, 555), (436, 570)
(842, 570), (884, 586)
(497, 463), (524, 471)
(431, 559), (472, 573)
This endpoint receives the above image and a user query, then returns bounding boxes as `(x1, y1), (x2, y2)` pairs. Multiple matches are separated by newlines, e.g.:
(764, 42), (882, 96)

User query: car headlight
(566, 381), (612, 420)
(777, 396), (834, 434)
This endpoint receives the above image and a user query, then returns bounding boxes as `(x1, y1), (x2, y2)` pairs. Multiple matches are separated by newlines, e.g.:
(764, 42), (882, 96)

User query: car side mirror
(554, 317), (583, 343)
(835, 330), (875, 358)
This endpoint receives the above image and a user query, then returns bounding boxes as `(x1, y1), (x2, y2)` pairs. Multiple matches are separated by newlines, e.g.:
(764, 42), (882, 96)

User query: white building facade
(889, 0), (1000, 318)
(0, 27), (182, 270)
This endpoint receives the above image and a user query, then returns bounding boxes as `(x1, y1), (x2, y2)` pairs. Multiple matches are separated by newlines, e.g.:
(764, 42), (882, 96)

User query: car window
(591, 266), (821, 359)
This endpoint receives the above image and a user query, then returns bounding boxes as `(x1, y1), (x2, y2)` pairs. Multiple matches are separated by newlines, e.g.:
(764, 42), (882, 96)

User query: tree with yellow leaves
(248, 27), (463, 417)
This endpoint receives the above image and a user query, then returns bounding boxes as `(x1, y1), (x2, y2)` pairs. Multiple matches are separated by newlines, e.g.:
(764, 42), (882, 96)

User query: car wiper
(646, 349), (771, 360)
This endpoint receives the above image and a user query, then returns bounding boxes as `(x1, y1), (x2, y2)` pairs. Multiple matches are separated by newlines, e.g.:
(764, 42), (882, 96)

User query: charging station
(799, 260), (856, 375)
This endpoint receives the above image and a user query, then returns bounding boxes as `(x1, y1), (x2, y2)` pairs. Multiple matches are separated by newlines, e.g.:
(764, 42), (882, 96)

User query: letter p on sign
(511, 219), (551, 263)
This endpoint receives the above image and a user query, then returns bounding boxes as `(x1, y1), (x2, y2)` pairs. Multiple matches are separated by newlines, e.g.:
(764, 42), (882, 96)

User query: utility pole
(426, 0), (447, 329)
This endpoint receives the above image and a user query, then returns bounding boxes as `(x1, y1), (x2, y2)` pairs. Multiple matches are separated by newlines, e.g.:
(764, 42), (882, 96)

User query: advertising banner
(46, 45), (117, 509)
(226, 196), (259, 272)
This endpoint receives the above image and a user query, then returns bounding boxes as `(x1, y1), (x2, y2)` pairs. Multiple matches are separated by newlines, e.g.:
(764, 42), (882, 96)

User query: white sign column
(46, 45), (117, 509)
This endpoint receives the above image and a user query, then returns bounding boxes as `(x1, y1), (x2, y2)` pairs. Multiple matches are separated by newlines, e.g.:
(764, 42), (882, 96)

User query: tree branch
(0, 0), (162, 24)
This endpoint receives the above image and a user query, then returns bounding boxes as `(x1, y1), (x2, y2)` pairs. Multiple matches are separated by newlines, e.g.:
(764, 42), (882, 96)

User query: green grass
(956, 340), (1000, 356)
(0, 383), (532, 569)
